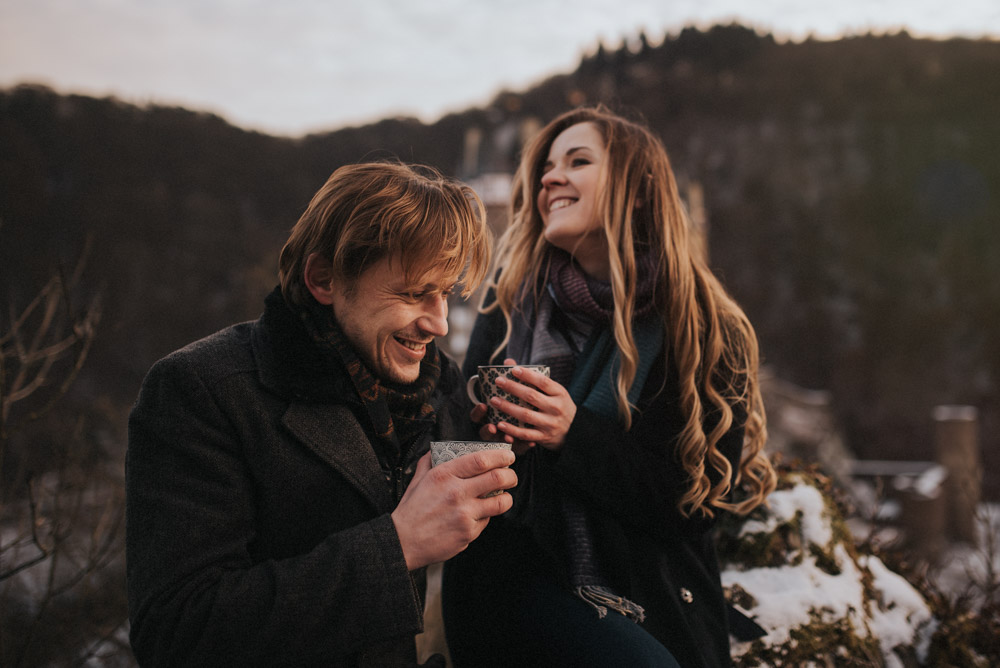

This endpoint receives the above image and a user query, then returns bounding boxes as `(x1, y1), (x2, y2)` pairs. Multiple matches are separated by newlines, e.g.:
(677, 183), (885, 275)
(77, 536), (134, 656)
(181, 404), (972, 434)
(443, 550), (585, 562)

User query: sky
(2, 0), (999, 137)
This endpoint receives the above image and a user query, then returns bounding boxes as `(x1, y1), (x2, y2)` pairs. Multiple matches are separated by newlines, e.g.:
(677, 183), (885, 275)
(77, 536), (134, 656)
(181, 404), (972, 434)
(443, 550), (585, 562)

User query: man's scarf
(296, 294), (441, 458)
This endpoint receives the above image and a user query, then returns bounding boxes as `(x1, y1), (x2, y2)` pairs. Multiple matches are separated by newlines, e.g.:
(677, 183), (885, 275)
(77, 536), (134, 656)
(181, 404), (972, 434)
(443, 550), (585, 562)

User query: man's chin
(379, 364), (422, 386)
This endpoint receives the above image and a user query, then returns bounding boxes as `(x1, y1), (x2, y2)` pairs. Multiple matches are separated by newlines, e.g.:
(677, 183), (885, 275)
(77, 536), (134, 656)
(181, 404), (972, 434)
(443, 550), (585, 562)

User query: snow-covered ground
(722, 478), (938, 666)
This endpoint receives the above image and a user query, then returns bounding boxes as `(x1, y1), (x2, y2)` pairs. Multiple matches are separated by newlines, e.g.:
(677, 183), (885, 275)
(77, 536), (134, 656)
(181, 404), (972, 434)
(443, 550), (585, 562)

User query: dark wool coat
(126, 291), (467, 667)
(443, 303), (744, 668)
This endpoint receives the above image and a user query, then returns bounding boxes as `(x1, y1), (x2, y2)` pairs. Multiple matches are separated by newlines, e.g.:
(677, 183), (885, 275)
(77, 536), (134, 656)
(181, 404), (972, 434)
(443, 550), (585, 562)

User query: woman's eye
(571, 158), (591, 167)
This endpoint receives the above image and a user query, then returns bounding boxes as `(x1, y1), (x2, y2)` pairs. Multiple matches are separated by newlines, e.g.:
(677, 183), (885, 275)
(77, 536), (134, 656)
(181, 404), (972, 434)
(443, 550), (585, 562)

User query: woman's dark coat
(443, 302), (744, 668)
(126, 291), (466, 667)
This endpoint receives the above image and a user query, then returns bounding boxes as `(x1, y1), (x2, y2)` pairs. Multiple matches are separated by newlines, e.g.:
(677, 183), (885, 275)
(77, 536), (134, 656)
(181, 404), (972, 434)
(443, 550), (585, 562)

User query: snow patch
(722, 480), (935, 664)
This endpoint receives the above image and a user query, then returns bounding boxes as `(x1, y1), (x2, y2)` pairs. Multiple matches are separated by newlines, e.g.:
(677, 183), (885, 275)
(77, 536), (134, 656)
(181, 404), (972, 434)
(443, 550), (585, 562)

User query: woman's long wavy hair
(488, 106), (775, 517)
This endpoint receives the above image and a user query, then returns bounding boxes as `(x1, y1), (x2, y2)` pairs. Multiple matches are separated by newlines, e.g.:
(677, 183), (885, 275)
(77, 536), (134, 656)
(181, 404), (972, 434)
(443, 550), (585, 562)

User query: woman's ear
(304, 252), (337, 305)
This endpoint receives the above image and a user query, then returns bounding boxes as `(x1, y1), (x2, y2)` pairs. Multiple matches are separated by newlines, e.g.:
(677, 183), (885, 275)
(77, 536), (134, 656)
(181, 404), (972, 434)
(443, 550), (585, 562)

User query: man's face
(331, 257), (453, 385)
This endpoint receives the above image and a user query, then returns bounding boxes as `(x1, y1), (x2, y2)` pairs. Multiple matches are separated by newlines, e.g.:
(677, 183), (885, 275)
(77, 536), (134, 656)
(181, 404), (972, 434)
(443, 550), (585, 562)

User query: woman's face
(537, 122), (610, 280)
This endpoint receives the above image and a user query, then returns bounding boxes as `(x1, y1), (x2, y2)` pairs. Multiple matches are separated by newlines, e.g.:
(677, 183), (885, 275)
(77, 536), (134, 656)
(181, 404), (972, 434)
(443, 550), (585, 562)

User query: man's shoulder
(146, 320), (259, 389)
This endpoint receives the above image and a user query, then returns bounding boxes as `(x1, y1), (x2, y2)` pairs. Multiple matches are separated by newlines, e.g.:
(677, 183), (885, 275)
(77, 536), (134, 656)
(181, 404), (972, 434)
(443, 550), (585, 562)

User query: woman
(442, 107), (776, 667)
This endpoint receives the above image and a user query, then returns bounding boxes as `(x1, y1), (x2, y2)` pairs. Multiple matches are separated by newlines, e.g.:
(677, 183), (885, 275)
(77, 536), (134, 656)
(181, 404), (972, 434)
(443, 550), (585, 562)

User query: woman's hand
(470, 391), (537, 456)
(488, 358), (576, 452)
(470, 402), (504, 438)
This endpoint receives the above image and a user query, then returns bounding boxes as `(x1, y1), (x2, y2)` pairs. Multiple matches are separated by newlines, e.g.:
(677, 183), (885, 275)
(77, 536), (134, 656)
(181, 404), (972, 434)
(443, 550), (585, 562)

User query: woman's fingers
(489, 377), (575, 451)
(493, 376), (573, 423)
(510, 365), (563, 396)
(494, 374), (551, 410)
(470, 402), (488, 422)
(472, 362), (575, 451)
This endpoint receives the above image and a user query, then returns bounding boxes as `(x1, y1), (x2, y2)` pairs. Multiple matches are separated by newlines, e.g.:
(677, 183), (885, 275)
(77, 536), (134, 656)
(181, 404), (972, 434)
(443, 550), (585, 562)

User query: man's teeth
(549, 199), (574, 211)
(397, 338), (425, 351)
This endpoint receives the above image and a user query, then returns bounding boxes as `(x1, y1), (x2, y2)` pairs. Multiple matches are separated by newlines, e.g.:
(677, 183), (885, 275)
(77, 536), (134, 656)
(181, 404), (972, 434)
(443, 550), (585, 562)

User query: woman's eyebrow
(544, 146), (593, 168)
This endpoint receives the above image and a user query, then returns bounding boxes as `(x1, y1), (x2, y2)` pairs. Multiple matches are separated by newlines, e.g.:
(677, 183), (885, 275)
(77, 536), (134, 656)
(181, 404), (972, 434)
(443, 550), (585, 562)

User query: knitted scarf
(295, 295), (441, 461)
(508, 248), (663, 623)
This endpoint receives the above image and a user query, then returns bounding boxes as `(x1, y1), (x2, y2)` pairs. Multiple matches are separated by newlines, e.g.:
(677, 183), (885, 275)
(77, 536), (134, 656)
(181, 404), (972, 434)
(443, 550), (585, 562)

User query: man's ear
(304, 252), (337, 305)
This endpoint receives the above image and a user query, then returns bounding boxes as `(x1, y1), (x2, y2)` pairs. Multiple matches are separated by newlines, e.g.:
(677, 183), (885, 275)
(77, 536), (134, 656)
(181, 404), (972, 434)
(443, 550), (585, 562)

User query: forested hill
(1, 25), (997, 495)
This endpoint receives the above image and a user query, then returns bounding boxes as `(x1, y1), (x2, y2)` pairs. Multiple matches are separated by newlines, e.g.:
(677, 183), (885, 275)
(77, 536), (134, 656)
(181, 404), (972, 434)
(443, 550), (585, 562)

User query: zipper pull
(392, 465), (404, 502)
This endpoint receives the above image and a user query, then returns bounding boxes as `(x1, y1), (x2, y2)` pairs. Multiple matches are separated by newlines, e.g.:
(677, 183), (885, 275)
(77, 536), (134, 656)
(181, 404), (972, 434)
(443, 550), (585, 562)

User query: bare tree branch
(1, 242), (129, 667)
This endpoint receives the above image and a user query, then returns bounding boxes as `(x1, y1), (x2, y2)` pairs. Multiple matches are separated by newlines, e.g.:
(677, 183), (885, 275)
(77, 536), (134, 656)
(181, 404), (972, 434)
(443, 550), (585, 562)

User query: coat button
(680, 587), (694, 603)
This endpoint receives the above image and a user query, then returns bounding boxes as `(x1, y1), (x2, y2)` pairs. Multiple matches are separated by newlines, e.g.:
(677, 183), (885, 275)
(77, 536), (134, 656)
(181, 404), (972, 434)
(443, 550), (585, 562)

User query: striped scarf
(296, 296), (440, 459)
(508, 248), (663, 623)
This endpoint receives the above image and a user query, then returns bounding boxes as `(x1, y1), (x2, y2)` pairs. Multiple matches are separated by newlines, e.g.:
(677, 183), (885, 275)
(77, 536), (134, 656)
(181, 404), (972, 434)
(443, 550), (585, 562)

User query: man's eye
(402, 286), (452, 301)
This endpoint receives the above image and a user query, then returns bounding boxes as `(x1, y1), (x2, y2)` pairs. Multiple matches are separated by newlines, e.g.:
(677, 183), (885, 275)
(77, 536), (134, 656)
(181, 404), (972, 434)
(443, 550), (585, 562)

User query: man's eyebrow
(393, 279), (455, 293)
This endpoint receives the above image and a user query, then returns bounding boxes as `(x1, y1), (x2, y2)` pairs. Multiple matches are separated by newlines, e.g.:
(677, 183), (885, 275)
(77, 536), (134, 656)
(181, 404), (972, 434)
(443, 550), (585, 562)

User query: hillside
(1, 25), (997, 496)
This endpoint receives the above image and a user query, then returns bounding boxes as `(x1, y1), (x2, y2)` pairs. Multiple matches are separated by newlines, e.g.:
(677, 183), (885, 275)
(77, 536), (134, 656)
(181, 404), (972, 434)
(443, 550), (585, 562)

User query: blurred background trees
(0, 24), (997, 664)
(0, 248), (130, 666)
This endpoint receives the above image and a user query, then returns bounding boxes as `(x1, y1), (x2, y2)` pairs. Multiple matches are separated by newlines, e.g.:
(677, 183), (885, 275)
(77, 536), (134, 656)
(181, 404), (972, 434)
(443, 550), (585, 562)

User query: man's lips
(394, 336), (430, 357)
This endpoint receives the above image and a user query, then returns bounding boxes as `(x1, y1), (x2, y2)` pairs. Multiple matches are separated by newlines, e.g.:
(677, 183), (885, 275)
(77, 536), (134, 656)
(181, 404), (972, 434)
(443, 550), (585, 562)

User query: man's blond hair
(279, 161), (491, 304)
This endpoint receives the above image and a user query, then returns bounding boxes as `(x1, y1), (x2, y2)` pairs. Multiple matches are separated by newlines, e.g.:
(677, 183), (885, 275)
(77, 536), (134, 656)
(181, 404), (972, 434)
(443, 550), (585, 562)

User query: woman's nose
(540, 167), (565, 188)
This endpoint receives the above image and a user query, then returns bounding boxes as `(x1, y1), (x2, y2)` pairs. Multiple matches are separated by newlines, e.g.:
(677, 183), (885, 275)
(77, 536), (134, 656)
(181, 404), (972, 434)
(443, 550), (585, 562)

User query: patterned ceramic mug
(429, 441), (513, 497)
(466, 365), (550, 428)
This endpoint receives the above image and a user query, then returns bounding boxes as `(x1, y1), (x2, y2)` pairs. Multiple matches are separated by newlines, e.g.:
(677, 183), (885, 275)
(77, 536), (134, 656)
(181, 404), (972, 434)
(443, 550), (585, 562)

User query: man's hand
(391, 449), (516, 570)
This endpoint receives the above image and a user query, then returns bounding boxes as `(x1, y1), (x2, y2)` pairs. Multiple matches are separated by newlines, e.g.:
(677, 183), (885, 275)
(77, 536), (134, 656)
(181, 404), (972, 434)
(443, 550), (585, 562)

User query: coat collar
(251, 287), (395, 510)
(280, 402), (395, 513)
(248, 287), (468, 512)
(252, 286), (358, 404)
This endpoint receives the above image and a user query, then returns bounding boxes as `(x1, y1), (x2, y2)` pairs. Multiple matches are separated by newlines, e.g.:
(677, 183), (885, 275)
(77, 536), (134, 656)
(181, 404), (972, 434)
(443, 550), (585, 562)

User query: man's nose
(418, 294), (449, 338)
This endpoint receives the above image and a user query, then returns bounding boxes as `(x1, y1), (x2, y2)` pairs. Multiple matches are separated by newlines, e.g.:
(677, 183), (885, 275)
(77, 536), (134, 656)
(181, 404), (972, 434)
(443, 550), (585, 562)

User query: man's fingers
(467, 465), (517, 499)
(440, 448), (514, 478)
(476, 489), (514, 517)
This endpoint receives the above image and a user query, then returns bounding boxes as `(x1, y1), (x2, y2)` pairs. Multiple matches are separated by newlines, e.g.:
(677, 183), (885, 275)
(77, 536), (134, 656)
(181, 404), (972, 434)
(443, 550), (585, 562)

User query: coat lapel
(282, 402), (395, 513)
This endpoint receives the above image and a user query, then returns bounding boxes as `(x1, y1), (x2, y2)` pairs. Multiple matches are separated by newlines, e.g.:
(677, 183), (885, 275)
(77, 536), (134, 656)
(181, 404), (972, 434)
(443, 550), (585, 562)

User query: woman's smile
(537, 121), (610, 279)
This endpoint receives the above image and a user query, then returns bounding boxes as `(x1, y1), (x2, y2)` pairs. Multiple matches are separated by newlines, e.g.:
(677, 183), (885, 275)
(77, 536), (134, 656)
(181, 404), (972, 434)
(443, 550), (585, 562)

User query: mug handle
(466, 375), (483, 404)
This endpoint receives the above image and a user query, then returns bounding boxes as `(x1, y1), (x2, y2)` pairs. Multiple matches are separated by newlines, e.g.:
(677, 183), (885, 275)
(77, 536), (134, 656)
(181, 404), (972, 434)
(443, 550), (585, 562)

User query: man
(125, 162), (515, 667)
